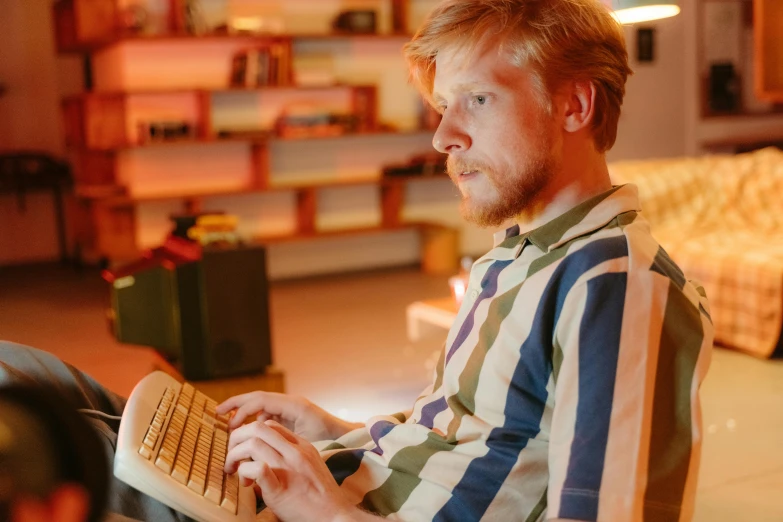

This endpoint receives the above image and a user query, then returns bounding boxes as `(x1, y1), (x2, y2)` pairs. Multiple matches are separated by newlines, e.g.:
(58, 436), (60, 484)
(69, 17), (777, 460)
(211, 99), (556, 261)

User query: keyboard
(115, 371), (256, 522)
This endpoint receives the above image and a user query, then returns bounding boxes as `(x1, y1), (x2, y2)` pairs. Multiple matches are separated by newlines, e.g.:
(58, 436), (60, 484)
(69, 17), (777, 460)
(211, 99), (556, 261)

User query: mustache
(446, 157), (493, 177)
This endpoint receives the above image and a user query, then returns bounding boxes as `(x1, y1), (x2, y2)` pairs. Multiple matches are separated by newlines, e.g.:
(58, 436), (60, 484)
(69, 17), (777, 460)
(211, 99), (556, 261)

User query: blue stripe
(369, 420), (398, 456)
(419, 260), (513, 428)
(433, 237), (629, 521)
(325, 449), (367, 486)
(505, 224), (521, 239)
(446, 260), (514, 365)
(558, 272), (626, 520)
(418, 396), (447, 429)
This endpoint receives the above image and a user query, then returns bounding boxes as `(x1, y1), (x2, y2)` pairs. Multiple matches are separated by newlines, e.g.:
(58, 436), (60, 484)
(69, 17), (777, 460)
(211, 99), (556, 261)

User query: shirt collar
(488, 184), (641, 259)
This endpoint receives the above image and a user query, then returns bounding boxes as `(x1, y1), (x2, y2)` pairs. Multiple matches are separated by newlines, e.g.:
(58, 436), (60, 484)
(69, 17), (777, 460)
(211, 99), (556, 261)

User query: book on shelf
(229, 43), (291, 88)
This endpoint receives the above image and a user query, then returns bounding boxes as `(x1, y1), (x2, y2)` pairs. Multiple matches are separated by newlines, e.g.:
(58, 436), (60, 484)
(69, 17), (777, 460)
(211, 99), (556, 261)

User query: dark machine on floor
(102, 214), (273, 381)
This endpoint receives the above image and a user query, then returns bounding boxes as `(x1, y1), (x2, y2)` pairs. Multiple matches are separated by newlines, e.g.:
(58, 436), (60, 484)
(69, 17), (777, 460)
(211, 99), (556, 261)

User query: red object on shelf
(102, 236), (201, 282)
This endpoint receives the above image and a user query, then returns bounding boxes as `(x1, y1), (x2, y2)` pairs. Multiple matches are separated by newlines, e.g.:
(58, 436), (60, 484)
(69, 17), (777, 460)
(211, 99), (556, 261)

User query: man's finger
(226, 393), (301, 429)
(259, 420), (317, 461)
(237, 460), (281, 495)
(229, 421), (302, 463)
(225, 435), (282, 475)
(264, 420), (301, 445)
(216, 392), (258, 415)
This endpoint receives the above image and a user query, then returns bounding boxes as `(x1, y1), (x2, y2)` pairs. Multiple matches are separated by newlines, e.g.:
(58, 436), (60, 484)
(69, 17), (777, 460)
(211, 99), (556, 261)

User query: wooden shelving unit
(54, 0), (455, 273)
(53, 0), (414, 52)
(696, 0), (783, 119)
(754, 0), (783, 102)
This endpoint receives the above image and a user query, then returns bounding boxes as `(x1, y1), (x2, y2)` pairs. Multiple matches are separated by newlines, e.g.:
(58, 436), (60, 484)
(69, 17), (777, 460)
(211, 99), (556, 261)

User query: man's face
(432, 41), (561, 227)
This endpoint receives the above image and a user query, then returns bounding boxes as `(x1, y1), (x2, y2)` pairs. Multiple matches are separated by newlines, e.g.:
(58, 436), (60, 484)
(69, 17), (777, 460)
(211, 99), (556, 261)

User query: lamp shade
(611, 0), (680, 24)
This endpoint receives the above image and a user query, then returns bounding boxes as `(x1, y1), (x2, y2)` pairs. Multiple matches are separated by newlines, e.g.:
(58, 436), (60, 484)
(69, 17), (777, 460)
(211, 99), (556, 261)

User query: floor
(1, 263), (781, 521)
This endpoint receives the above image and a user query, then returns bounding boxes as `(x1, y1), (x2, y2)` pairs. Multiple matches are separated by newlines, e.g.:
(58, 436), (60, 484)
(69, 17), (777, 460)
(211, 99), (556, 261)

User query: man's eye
(473, 95), (487, 106)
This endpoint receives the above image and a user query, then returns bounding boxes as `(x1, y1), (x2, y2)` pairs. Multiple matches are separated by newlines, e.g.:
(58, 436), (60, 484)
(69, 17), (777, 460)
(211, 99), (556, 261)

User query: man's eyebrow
(450, 82), (490, 93)
(432, 82), (492, 102)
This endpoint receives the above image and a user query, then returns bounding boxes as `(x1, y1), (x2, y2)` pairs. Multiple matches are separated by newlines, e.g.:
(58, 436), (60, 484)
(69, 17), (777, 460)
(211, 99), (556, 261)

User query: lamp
(611, 0), (680, 24)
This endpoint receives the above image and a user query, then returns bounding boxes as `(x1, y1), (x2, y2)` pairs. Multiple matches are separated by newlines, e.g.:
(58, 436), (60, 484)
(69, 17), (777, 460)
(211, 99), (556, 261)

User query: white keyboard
(115, 371), (256, 522)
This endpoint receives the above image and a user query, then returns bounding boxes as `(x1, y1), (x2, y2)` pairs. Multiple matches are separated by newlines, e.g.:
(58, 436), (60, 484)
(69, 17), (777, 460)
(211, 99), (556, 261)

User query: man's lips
(458, 170), (480, 181)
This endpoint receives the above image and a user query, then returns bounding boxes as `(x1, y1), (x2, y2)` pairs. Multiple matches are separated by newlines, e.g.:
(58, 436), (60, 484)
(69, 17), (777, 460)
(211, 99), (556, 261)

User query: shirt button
(470, 290), (479, 301)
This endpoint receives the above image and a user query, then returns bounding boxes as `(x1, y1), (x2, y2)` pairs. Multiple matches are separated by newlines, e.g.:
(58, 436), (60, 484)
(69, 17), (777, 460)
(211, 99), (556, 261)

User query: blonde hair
(403, 0), (633, 152)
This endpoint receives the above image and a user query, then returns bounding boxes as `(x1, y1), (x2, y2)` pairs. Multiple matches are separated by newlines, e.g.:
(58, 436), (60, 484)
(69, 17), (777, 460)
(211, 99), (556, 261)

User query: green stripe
(430, 342), (447, 397)
(616, 210), (638, 227)
(390, 411), (408, 423)
(526, 245), (569, 279)
(525, 487), (548, 522)
(320, 442), (346, 452)
(644, 282), (703, 521)
(526, 211), (636, 280)
(360, 431), (456, 515)
(552, 336), (564, 386)
(527, 187), (620, 251)
(444, 283), (523, 437)
(361, 283), (524, 515)
(495, 233), (529, 252)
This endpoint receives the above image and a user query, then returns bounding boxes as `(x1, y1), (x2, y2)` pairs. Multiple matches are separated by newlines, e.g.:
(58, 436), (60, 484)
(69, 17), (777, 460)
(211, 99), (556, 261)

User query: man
(1, 0), (712, 521)
(218, 1), (712, 521)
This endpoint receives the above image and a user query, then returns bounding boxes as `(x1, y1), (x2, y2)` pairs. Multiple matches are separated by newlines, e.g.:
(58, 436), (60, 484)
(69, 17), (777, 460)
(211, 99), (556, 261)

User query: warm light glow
(449, 277), (467, 304)
(612, 5), (681, 24)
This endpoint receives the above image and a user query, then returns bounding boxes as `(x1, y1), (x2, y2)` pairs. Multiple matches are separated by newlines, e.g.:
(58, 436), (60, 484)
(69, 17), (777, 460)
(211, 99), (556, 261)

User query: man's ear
(561, 80), (597, 134)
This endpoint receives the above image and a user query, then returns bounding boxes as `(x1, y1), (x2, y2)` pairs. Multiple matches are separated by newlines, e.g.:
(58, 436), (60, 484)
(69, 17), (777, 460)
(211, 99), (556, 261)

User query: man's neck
(514, 150), (612, 233)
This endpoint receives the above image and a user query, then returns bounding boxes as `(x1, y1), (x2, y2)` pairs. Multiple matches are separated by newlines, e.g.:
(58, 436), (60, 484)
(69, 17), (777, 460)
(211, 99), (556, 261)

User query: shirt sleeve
(546, 268), (713, 522)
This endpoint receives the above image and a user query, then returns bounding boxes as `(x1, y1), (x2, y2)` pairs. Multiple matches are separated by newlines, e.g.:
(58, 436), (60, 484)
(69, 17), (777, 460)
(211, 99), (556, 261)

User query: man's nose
(432, 111), (471, 153)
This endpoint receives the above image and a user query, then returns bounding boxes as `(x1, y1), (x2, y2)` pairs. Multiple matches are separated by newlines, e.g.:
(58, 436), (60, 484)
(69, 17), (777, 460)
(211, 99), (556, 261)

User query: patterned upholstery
(609, 147), (783, 358)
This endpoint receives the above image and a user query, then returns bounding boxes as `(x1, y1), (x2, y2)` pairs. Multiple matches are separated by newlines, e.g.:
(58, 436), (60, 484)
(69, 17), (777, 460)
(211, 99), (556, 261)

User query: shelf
(700, 134), (783, 151)
(60, 32), (415, 54)
(84, 173), (449, 206)
(254, 222), (434, 245)
(63, 83), (376, 100)
(67, 128), (433, 151)
(62, 84), (390, 150)
(700, 110), (783, 121)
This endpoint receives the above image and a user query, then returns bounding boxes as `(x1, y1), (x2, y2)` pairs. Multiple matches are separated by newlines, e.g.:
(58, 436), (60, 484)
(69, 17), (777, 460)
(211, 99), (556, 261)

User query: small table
(406, 297), (458, 342)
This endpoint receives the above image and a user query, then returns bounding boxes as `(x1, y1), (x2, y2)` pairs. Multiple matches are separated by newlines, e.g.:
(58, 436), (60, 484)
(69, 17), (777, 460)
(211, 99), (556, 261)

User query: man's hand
(225, 420), (367, 521)
(217, 392), (362, 442)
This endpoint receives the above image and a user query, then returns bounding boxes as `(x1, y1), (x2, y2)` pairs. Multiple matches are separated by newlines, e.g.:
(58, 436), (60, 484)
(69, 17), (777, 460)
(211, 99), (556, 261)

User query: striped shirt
(318, 184), (713, 522)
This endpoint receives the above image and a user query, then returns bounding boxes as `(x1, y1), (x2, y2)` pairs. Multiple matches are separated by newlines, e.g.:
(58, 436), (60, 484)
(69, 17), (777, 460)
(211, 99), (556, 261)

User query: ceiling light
(611, 1), (680, 24)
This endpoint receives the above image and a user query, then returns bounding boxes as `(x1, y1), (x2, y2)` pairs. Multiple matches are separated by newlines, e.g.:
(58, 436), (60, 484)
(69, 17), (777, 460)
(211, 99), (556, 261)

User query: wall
(609, 15), (688, 161)
(0, 0), (72, 265)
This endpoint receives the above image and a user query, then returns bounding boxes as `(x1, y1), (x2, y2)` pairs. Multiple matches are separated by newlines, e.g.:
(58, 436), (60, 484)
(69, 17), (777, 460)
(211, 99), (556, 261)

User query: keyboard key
(138, 444), (153, 459)
(220, 473), (239, 514)
(172, 466), (189, 485)
(155, 455), (173, 474)
(188, 476), (205, 495)
(204, 480), (223, 504)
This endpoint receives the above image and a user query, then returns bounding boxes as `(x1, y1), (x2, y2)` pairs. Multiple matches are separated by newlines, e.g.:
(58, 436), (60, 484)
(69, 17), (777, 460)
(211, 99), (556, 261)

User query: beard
(447, 146), (556, 228)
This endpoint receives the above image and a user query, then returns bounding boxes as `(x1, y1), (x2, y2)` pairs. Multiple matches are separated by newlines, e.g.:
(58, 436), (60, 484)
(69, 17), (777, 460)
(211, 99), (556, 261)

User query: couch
(609, 147), (783, 358)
